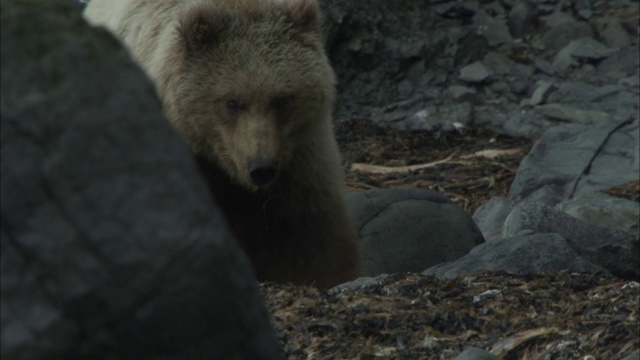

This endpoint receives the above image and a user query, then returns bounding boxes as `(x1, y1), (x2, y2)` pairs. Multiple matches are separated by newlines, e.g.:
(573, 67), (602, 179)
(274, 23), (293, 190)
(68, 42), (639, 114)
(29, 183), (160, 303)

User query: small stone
(551, 37), (611, 72)
(534, 58), (555, 75)
(507, 0), (537, 39)
(460, 1), (480, 15)
(456, 347), (501, 360)
(535, 103), (611, 124)
(483, 1), (506, 15)
(473, 9), (512, 47)
(432, 3), (457, 16)
(552, 40), (580, 72)
(573, 0), (592, 20)
(459, 61), (492, 83)
(541, 11), (575, 28)
(528, 80), (557, 105)
(541, 18), (593, 54)
(569, 37), (613, 60)
(448, 85), (477, 101)
(597, 20), (632, 49)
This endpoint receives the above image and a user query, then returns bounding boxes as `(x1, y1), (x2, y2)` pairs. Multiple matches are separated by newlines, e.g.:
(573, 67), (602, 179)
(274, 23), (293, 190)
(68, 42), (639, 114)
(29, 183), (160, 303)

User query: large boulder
(347, 189), (484, 276)
(1, 1), (280, 359)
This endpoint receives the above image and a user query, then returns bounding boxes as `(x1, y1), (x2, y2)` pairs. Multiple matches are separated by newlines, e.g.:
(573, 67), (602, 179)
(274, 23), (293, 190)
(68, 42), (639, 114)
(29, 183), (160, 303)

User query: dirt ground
(262, 121), (639, 360)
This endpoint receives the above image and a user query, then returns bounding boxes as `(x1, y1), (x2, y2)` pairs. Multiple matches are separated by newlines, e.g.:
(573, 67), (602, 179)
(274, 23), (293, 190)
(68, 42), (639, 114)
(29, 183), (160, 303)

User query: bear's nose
(248, 159), (278, 186)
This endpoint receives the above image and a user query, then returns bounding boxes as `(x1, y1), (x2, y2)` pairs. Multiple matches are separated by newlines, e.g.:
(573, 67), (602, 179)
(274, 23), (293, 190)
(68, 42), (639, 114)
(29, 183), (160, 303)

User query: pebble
(448, 85), (477, 101)
(459, 61), (492, 83)
(528, 80), (557, 105)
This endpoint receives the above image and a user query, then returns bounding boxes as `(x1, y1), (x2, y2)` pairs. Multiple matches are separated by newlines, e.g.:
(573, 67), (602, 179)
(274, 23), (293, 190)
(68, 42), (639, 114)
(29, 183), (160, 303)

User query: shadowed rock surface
(1, 1), (280, 359)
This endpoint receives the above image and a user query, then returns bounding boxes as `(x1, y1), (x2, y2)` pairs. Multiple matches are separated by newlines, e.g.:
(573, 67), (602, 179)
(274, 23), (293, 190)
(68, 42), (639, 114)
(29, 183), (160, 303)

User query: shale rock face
(318, 0), (638, 138)
(1, 1), (280, 359)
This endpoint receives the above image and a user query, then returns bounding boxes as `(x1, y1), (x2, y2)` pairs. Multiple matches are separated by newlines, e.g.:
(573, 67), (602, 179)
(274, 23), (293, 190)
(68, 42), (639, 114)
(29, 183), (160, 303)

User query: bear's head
(170, 0), (336, 191)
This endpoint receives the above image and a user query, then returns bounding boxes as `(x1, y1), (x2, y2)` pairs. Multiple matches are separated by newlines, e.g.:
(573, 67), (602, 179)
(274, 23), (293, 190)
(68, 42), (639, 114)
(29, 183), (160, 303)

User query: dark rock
(596, 19), (633, 49)
(482, 52), (533, 79)
(423, 232), (605, 279)
(346, 189), (485, 277)
(508, 120), (640, 205)
(569, 37), (614, 61)
(433, 2), (458, 16)
(597, 45), (640, 77)
(453, 31), (490, 68)
(572, 0), (592, 20)
(503, 202), (639, 280)
(534, 58), (556, 75)
(1, 2), (280, 359)
(541, 17), (593, 54)
(460, 1), (480, 15)
(507, 0), (537, 39)
(474, 103), (553, 138)
(546, 82), (622, 105)
(551, 38), (613, 72)
(456, 347), (501, 360)
(483, 1), (506, 16)
(448, 85), (477, 101)
(540, 11), (576, 29)
(473, 9), (513, 47)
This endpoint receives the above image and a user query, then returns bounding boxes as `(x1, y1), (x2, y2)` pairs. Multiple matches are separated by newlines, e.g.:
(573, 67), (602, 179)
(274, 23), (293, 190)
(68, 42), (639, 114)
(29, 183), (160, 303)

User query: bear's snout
(248, 159), (278, 186)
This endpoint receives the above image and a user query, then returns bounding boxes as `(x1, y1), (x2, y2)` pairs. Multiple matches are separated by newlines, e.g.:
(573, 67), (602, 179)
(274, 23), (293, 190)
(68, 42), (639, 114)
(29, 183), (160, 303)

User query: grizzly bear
(84, 0), (360, 289)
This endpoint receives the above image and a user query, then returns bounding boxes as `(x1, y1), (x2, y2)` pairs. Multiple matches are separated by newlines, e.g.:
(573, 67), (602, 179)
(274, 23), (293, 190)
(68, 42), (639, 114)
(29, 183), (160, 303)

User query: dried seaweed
(262, 271), (639, 359)
(336, 120), (534, 213)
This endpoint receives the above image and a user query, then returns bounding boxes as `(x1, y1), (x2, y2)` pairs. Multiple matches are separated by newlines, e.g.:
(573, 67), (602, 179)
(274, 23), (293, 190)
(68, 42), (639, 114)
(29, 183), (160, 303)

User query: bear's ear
(282, 0), (321, 33)
(177, 5), (229, 55)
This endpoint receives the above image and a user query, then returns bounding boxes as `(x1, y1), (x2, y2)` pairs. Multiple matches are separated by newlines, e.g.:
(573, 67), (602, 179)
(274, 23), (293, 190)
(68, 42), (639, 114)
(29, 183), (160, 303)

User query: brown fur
(84, 0), (360, 288)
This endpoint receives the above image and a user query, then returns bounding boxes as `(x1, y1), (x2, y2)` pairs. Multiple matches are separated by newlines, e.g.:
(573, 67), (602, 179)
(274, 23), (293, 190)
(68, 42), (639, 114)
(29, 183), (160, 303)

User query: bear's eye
(273, 96), (290, 112)
(226, 99), (240, 112)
